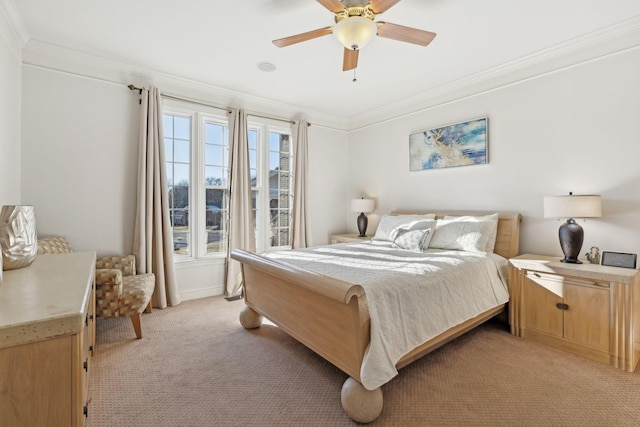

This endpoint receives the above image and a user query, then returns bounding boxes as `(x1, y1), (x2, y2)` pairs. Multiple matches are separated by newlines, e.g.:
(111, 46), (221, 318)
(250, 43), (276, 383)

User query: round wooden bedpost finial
(239, 306), (263, 329)
(341, 377), (383, 423)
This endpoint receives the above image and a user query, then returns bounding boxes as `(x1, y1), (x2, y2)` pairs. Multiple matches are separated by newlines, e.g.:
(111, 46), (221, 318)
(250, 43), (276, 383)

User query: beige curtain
(291, 120), (311, 249)
(133, 87), (180, 308)
(225, 108), (256, 299)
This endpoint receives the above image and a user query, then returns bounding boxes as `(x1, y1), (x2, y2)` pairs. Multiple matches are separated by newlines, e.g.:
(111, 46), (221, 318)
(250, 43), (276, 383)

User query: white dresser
(0, 252), (96, 427)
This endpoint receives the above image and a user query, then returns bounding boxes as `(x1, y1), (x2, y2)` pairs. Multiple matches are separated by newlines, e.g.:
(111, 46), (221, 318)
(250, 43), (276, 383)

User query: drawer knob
(555, 302), (569, 310)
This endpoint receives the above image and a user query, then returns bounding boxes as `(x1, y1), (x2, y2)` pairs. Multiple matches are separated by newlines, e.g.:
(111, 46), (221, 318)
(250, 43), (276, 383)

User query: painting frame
(409, 117), (488, 171)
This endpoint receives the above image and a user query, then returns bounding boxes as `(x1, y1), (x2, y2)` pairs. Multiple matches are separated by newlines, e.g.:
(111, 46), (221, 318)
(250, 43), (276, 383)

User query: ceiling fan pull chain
(353, 68), (357, 83)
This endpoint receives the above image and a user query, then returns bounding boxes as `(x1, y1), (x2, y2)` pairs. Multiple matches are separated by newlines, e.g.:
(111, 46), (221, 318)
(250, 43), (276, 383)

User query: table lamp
(543, 192), (601, 264)
(351, 198), (375, 237)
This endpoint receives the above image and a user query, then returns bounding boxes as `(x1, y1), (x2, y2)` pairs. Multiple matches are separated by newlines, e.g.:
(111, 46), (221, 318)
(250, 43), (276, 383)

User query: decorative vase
(0, 205), (38, 270)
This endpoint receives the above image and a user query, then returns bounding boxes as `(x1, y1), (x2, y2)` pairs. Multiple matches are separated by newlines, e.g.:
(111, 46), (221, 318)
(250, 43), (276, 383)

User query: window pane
(252, 190), (258, 219)
(205, 188), (227, 254)
(269, 132), (279, 152)
(174, 163), (190, 186)
(248, 129), (258, 150)
(205, 120), (229, 188)
(164, 114), (192, 257)
(174, 116), (190, 139)
(249, 150), (257, 171)
(280, 135), (290, 153)
(172, 226), (189, 255)
(163, 115), (173, 138)
(279, 191), (290, 209)
(164, 138), (173, 162)
(266, 131), (293, 249)
(269, 152), (280, 170)
(205, 144), (223, 166)
(205, 166), (224, 185)
(165, 163), (173, 186)
(174, 139), (189, 163)
(205, 122), (224, 144)
(279, 155), (290, 172)
(172, 186), (189, 209)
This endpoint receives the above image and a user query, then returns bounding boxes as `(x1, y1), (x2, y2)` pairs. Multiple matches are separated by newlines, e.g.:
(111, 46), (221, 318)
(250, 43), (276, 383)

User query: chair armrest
(95, 268), (123, 286)
(95, 268), (124, 298)
(96, 255), (136, 276)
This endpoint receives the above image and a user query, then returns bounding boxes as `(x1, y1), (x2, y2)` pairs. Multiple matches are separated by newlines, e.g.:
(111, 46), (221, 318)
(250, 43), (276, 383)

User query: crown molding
(19, 15), (640, 132)
(0, 0), (29, 59)
(21, 39), (350, 132)
(347, 16), (640, 131)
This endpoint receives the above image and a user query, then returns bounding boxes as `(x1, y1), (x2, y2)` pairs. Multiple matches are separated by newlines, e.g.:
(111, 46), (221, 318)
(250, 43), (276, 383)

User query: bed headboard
(390, 210), (522, 259)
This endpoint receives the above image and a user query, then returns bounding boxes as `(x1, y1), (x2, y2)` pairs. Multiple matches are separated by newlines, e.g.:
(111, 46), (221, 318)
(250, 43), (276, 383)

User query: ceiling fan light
(333, 17), (376, 50)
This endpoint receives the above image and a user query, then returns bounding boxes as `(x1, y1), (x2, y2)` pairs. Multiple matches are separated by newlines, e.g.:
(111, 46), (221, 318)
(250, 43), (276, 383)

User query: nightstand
(509, 254), (640, 372)
(329, 233), (371, 244)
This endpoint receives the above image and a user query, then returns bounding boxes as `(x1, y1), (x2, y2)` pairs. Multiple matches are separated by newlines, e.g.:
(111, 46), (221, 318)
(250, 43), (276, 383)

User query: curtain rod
(128, 84), (310, 127)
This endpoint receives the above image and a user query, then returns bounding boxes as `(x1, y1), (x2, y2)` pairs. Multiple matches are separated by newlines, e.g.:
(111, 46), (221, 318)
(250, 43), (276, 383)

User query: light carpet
(88, 296), (640, 426)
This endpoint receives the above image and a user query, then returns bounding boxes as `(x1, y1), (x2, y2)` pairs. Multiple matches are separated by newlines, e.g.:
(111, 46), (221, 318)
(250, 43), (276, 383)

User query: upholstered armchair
(37, 236), (155, 339)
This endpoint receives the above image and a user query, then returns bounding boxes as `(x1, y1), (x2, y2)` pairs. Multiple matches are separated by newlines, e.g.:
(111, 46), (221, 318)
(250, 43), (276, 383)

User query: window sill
(173, 256), (226, 267)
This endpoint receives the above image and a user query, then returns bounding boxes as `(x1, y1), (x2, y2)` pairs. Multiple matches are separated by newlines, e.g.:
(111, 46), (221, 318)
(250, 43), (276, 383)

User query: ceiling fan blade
(376, 22), (436, 46)
(316, 0), (345, 13)
(343, 47), (359, 71)
(273, 27), (333, 47)
(369, 0), (402, 14)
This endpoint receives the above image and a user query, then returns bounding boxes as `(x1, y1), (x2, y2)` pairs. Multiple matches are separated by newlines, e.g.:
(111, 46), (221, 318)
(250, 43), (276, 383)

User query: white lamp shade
(333, 17), (377, 50)
(351, 198), (375, 213)
(544, 195), (602, 219)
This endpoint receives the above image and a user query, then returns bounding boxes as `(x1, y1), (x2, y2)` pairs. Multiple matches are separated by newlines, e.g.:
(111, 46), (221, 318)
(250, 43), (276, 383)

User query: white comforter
(267, 242), (509, 390)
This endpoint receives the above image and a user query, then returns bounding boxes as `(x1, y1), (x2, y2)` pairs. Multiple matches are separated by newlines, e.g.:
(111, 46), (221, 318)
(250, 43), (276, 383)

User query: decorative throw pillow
(392, 228), (433, 252)
(372, 215), (436, 242)
(428, 219), (494, 254)
(443, 213), (499, 252)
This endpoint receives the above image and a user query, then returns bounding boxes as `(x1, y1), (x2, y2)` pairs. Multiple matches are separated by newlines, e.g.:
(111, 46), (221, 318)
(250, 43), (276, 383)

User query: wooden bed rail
(231, 249), (365, 304)
(231, 248), (371, 384)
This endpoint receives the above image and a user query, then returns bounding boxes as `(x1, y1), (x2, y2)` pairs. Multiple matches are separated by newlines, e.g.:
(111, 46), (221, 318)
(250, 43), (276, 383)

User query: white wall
(347, 47), (640, 258)
(307, 124), (350, 244)
(0, 9), (22, 205)
(19, 64), (349, 300)
(21, 66), (139, 254)
(17, 24), (638, 300)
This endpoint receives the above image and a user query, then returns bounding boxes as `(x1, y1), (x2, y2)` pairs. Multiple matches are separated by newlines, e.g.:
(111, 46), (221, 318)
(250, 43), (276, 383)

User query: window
(164, 101), (293, 260)
(164, 114), (191, 254)
(250, 126), (293, 251)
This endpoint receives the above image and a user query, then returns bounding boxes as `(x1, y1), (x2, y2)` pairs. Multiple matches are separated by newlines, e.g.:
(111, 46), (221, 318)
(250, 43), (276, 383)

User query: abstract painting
(409, 117), (488, 171)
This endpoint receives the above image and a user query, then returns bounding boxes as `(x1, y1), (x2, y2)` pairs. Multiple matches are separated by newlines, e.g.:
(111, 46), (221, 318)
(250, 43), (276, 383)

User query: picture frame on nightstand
(601, 251), (637, 269)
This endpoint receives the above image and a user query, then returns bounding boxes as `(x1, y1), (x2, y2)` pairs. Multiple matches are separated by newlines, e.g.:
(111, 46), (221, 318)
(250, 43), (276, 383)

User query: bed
(231, 210), (521, 422)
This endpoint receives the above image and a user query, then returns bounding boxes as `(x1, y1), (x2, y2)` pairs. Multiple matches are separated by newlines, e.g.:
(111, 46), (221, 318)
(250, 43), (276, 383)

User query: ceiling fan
(273, 0), (436, 72)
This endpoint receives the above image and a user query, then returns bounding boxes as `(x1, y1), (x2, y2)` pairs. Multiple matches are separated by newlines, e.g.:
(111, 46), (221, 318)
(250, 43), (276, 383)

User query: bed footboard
(231, 249), (370, 382)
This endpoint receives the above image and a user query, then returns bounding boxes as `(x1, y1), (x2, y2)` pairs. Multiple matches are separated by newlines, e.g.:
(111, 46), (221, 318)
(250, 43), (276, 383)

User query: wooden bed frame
(231, 211), (521, 422)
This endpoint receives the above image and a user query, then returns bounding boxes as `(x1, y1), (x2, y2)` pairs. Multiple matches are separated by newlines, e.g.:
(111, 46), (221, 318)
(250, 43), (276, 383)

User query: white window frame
(248, 118), (293, 253)
(164, 100), (293, 261)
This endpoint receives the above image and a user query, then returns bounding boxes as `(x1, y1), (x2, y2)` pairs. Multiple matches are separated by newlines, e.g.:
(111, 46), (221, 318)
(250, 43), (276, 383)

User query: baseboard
(179, 286), (224, 302)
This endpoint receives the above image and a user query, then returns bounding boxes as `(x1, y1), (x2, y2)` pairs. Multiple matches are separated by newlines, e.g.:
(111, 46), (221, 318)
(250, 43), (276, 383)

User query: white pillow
(443, 213), (499, 252)
(391, 228), (433, 252)
(372, 215), (436, 242)
(392, 228), (433, 252)
(428, 219), (494, 254)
